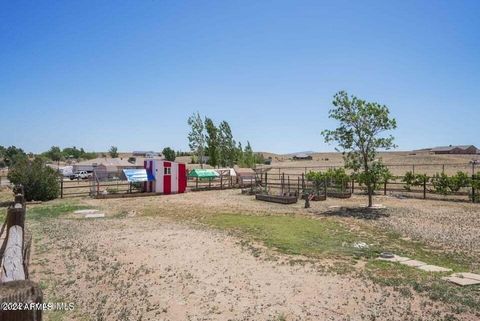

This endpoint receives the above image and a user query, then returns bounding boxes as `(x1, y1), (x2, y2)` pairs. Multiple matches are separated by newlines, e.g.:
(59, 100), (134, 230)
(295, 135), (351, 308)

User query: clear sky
(1, 0), (479, 154)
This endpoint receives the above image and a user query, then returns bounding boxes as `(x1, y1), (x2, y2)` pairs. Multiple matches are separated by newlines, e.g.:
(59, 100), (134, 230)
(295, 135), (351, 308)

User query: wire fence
(255, 171), (479, 203)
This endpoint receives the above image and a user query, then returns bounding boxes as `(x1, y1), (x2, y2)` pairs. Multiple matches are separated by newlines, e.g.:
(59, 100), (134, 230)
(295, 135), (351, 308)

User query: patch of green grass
(27, 202), (90, 220)
(204, 212), (480, 313)
(204, 214), (375, 259)
(367, 260), (480, 311)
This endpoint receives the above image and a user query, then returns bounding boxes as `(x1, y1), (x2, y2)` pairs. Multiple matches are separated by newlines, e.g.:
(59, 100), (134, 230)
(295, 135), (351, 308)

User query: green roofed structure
(187, 169), (220, 179)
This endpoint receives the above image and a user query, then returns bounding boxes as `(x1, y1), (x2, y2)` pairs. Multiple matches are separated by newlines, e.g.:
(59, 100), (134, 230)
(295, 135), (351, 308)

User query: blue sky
(1, 0), (479, 154)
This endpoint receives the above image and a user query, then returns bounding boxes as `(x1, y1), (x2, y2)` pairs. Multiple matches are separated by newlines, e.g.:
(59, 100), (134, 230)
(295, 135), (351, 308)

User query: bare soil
(25, 190), (480, 321)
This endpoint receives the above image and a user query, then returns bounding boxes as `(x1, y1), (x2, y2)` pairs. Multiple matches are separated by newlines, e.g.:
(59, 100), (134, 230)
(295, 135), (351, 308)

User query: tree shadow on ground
(318, 207), (390, 220)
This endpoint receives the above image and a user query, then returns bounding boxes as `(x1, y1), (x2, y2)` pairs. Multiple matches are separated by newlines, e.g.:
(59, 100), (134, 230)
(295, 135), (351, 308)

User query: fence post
(412, 164), (415, 175)
(281, 173), (285, 195)
(420, 176), (426, 199)
(351, 178), (355, 194)
(324, 177), (328, 199)
(287, 176), (290, 194)
(384, 180), (387, 195)
(265, 172), (268, 192)
(196, 177), (198, 189)
(220, 175), (223, 190)
(60, 179), (64, 199)
(0, 280), (43, 321)
(472, 175), (476, 203)
(297, 177), (300, 197)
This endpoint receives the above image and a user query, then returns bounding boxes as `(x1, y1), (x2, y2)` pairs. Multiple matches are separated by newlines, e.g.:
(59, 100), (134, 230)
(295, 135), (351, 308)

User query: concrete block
(417, 265), (452, 272)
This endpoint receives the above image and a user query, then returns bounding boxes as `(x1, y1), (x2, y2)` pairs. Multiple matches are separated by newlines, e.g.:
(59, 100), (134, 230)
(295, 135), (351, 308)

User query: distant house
(293, 153), (313, 160)
(429, 145), (478, 155)
(132, 151), (160, 158)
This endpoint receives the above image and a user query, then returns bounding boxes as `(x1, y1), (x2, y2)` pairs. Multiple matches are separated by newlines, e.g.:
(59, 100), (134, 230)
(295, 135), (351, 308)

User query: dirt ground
(23, 189), (480, 321)
(82, 190), (480, 261)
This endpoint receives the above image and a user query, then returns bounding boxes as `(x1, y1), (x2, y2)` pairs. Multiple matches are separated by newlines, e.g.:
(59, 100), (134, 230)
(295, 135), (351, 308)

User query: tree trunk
(367, 185), (373, 207)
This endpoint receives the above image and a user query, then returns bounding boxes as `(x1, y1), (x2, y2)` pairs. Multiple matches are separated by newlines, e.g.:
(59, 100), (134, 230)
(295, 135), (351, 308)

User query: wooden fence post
(423, 176), (427, 199)
(384, 180), (387, 195)
(60, 179), (64, 199)
(0, 280), (43, 321)
(297, 177), (300, 197)
(265, 172), (268, 192)
(220, 175), (223, 190)
(351, 178), (355, 194)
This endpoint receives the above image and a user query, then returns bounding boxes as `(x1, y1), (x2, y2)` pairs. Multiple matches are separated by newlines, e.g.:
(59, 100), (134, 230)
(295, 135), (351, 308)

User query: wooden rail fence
(0, 186), (43, 321)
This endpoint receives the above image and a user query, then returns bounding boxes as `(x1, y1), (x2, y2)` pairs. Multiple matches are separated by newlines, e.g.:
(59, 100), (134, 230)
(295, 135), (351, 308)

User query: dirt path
(30, 215), (471, 321)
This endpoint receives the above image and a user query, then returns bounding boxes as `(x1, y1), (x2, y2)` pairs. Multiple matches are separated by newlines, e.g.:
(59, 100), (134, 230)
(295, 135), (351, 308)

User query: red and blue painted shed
(144, 160), (187, 194)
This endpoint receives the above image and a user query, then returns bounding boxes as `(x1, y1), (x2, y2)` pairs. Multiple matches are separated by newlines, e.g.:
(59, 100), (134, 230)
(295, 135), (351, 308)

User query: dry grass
(22, 189), (480, 321)
(259, 151), (477, 176)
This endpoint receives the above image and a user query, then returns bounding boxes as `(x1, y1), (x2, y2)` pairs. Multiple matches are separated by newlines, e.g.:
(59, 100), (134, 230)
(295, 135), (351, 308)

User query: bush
(430, 173), (451, 195)
(402, 172), (427, 191)
(449, 171), (470, 193)
(306, 168), (351, 194)
(7, 158), (60, 201)
(353, 162), (392, 192)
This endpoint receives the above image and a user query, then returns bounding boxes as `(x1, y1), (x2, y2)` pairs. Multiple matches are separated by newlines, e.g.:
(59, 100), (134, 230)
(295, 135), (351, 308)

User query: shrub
(305, 171), (328, 196)
(430, 173), (450, 195)
(402, 172), (427, 191)
(8, 158), (60, 201)
(306, 168), (351, 193)
(448, 171), (470, 193)
(353, 162), (392, 192)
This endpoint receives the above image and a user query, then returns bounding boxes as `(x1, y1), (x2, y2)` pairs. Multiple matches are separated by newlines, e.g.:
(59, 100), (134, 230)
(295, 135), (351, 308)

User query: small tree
(4, 146), (27, 167)
(109, 146), (119, 158)
(8, 158), (60, 201)
(45, 146), (63, 164)
(162, 147), (176, 161)
(218, 121), (236, 167)
(187, 112), (206, 169)
(322, 91), (397, 207)
(243, 141), (255, 168)
(204, 117), (219, 167)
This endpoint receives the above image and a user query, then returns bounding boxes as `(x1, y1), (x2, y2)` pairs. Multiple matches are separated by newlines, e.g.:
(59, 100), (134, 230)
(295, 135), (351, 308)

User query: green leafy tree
(4, 146), (27, 167)
(204, 117), (219, 167)
(218, 121), (236, 167)
(322, 91), (397, 207)
(236, 142), (244, 165)
(109, 146), (119, 158)
(162, 147), (176, 161)
(8, 158), (60, 201)
(254, 153), (265, 165)
(62, 146), (81, 159)
(243, 141), (255, 168)
(188, 112), (206, 168)
(45, 146), (63, 163)
(0, 146), (5, 168)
